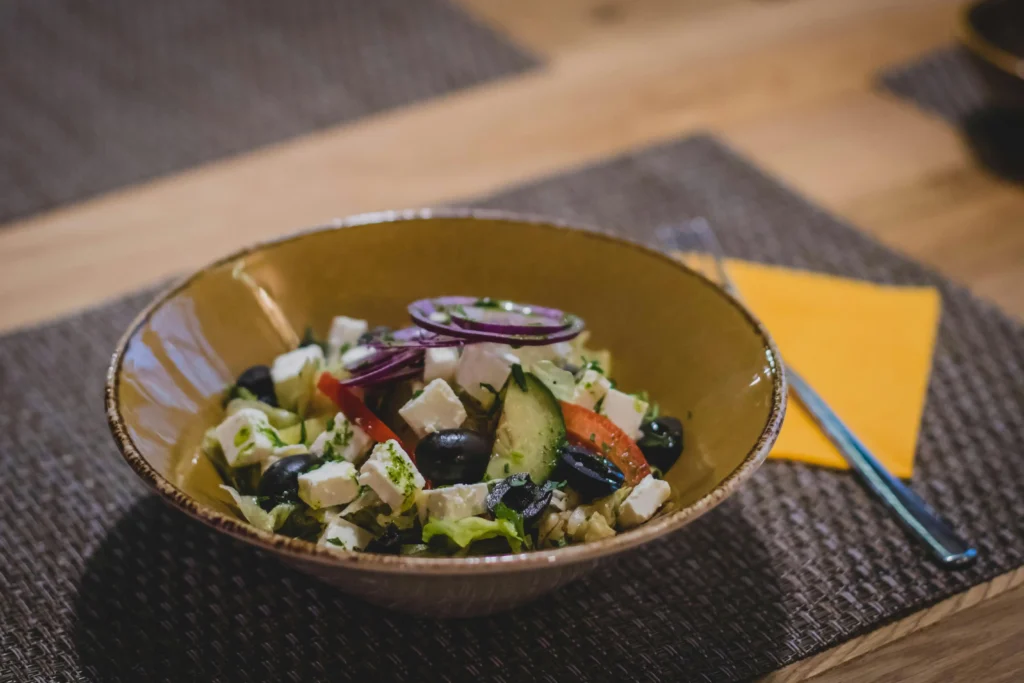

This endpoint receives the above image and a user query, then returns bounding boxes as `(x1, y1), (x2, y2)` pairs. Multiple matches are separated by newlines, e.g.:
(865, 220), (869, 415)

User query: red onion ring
(364, 326), (464, 349)
(409, 296), (585, 346)
(342, 348), (423, 386)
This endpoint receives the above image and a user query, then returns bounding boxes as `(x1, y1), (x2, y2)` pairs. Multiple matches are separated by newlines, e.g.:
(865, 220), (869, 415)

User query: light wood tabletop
(2, 0), (1021, 680)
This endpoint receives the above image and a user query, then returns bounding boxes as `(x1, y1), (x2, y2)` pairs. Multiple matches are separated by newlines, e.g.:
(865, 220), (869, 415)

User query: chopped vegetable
(560, 402), (651, 486)
(422, 516), (526, 552)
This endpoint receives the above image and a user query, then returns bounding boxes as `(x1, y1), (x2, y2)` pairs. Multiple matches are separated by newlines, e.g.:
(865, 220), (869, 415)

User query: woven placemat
(0, 0), (537, 225)
(879, 46), (990, 122)
(2, 136), (1023, 683)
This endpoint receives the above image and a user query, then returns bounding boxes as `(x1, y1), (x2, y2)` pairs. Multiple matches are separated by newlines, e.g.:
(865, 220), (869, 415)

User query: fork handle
(787, 369), (977, 569)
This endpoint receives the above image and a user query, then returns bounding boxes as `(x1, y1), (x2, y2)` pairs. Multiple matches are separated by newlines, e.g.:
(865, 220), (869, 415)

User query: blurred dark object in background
(959, 0), (1024, 182)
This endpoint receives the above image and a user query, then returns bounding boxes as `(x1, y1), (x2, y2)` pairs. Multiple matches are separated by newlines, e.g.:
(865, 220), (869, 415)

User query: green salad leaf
(529, 360), (575, 402)
(422, 516), (525, 552)
(220, 485), (295, 533)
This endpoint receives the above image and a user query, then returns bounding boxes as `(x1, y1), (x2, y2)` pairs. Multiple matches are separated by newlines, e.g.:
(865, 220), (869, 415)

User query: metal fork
(657, 219), (977, 569)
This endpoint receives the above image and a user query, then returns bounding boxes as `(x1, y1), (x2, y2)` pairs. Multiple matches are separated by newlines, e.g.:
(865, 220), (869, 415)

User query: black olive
(415, 429), (491, 485)
(638, 417), (684, 472)
(357, 326), (392, 344)
(366, 524), (422, 554)
(485, 473), (552, 526)
(257, 454), (316, 507)
(554, 445), (625, 502)
(233, 365), (277, 406)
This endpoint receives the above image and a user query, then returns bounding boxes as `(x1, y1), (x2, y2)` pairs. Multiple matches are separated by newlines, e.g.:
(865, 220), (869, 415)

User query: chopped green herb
(474, 297), (502, 309)
(600, 442), (613, 457)
(479, 383), (499, 398)
(299, 420), (308, 445)
(493, 503), (528, 548)
(581, 358), (605, 375)
(326, 537), (347, 548)
(589, 433), (597, 443)
(259, 426), (286, 448)
(593, 396), (605, 414)
(412, 389), (424, 399)
(326, 416), (336, 432)
(299, 326), (326, 354)
(508, 450), (525, 465)
(233, 426), (251, 447)
(510, 364), (527, 391)
(503, 463), (511, 475)
(555, 536), (568, 548)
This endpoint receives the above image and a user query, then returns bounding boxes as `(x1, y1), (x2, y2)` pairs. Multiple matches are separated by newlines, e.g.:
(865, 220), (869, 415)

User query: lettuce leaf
(528, 360), (575, 402)
(422, 516), (525, 552)
(220, 485), (295, 533)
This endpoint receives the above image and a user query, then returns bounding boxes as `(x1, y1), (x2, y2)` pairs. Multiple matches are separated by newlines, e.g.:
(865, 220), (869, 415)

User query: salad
(202, 296), (685, 557)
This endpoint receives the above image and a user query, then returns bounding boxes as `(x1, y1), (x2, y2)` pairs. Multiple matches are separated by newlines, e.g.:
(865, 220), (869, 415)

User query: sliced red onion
(343, 349), (424, 387)
(363, 326), (464, 349)
(343, 346), (403, 372)
(409, 296), (585, 346)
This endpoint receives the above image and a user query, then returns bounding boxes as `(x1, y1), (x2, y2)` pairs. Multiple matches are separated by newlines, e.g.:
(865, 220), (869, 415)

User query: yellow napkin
(679, 255), (941, 478)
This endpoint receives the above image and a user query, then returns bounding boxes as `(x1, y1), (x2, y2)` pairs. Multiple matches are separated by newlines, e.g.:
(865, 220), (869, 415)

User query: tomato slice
(559, 401), (651, 486)
(317, 373), (411, 458)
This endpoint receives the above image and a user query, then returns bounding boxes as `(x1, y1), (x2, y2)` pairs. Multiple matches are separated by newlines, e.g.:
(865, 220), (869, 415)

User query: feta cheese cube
(310, 412), (373, 464)
(215, 408), (278, 467)
(319, 518), (374, 552)
(271, 345), (324, 411)
(617, 474), (671, 528)
(600, 388), (648, 438)
(455, 343), (520, 407)
(424, 346), (460, 383)
(358, 440), (425, 511)
(326, 316), (368, 360)
(398, 378), (467, 437)
(572, 369), (612, 410)
(417, 482), (489, 522)
(297, 460), (360, 509)
(340, 344), (375, 368)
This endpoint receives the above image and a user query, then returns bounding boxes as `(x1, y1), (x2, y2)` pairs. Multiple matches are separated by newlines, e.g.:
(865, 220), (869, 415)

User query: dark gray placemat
(0, 0), (537, 225)
(879, 46), (989, 122)
(2, 135), (1023, 683)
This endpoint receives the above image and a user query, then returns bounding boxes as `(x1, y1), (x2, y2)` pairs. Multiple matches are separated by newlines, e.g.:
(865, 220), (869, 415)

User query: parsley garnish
(326, 537), (347, 548)
(412, 389), (424, 399)
(510, 363), (527, 392)
(474, 297), (502, 309)
(299, 326), (326, 354)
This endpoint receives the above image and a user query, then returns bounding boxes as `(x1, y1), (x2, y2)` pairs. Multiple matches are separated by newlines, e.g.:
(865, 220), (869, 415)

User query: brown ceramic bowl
(959, 0), (1024, 108)
(106, 209), (786, 617)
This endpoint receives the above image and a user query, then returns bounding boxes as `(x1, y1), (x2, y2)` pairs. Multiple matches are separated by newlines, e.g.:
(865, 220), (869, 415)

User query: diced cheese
(326, 316), (368, 360)
(600, 388), (648, 438)
(455, 343), (520, 407)
(310, 412), (373, 464)
(571, 369), (612, 410)
(297, 460), (360, 509)
(340, 344), (375, 368)
(424, 347), (460, 383)
(358, 440), (425, 511)
(583, 512), (617, 542)
(617, 474), (671, 528)
(319, 518), (374, 552)
(565, 507), (589, 536)
(215, 408), (279, 467)
(271, 345), (324, 412)
(417, 482), (489, 522)
(398, 378), (467, 437)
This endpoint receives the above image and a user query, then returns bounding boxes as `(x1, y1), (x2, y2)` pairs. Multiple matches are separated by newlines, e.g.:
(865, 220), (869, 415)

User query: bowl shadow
(73, 495), (787, 682)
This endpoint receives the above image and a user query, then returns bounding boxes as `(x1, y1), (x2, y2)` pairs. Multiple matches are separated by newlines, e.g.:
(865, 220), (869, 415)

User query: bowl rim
(959, 0), (1024, 79)
(106, 208), (787, 575)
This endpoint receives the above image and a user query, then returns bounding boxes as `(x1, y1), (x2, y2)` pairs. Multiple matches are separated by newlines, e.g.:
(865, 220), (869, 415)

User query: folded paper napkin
(678, 254), (941, 478)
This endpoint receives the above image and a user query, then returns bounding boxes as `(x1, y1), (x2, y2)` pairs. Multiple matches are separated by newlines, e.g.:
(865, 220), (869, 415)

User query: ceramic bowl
(106, 209), (786, 617)
(960, 0), (1024, 108)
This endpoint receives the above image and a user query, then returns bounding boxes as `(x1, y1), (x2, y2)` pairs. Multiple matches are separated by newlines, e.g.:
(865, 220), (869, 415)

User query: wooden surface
(2, 0), (1020, 679)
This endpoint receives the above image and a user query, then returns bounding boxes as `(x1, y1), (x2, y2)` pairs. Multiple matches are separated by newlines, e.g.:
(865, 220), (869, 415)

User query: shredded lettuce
(529, 360), (575, 402)
(220, 485), (295, 533)
(226, 398), (301, 429)
(422, 516), (525, 552)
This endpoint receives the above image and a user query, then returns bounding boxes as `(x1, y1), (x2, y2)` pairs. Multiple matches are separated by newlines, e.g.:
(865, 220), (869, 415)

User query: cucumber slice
(486, 371), (566, 484)
(278, 416), (329, 446)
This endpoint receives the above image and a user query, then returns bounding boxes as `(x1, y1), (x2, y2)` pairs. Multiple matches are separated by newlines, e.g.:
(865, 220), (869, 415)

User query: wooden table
(2, 0), (1020, 679)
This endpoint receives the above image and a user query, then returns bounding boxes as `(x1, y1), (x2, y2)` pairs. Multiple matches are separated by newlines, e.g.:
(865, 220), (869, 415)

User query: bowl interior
(112, 212), (782, 558)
